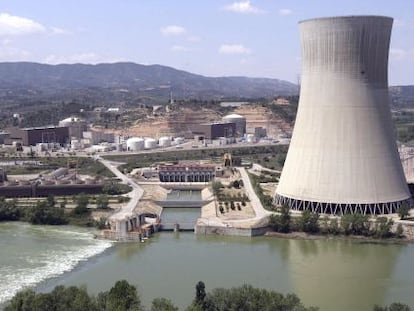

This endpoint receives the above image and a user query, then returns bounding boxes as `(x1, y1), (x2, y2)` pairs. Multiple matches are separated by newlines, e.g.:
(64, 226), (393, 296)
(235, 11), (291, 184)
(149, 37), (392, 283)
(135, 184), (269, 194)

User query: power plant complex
(274, 16), (411, 215)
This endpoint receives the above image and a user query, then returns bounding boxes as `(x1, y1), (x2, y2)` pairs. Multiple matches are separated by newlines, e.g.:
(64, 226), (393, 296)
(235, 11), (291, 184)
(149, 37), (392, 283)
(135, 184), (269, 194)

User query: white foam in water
(0, 226), (113, 304)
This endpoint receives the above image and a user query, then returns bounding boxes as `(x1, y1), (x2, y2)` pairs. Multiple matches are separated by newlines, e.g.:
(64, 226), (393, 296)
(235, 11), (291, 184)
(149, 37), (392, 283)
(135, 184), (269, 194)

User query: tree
(202, 284), (317, 311)
(372, 217), (393, 239)
(106, 280), (143, 311)
(269, 205), (291, 233)
(395, 224), (404, 238)
(398, 204), (410, 220)
(46, 194), (56, 207)
(73, 194), (89, 215)
(151, 298), (179, 311)
(298, 210), (320, 233)
(373, 303), (411, 311)
(96, 194), (109, 209)
(194, 281), (206, 308)
(341, 213), (370, 236)
(211, 181), (224, 197)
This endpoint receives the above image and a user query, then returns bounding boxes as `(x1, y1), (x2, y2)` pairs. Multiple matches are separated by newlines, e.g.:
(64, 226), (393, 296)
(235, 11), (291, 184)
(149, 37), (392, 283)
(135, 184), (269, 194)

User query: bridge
(156, 200), (210, 208)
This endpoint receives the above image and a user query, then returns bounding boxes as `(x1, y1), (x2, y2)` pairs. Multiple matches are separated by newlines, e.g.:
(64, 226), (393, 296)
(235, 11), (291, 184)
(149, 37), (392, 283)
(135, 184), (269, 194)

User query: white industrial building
(274, 16), (411, 215)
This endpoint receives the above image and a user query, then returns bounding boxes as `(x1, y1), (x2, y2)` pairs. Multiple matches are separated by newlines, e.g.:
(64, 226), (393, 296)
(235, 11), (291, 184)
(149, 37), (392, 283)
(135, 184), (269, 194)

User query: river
(1, 220), (414, 310)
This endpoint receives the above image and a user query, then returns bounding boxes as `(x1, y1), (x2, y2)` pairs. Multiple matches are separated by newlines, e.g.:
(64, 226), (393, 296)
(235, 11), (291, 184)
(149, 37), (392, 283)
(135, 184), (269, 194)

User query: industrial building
(192, 122), (236, 140)
(274, 16), (411, 215)
(82, 130), (115, 144)
(159, 164), (216, 182)
(222, 114), (246, 137)
(59, 117), (88, 140)
(6, 126), (69, 146)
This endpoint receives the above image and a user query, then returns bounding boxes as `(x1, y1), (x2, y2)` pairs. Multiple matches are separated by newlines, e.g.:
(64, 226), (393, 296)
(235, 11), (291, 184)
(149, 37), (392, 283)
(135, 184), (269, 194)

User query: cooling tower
(274, 16), (411, 215)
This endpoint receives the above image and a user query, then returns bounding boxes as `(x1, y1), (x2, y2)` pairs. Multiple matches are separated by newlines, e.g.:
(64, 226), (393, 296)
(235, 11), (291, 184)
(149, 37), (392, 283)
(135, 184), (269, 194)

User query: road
(97, 157), (144, 221)
(236, 167), (271, 219)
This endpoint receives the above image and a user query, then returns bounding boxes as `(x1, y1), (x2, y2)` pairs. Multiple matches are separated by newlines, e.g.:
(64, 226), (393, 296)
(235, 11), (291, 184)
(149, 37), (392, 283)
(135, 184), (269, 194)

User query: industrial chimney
(274, 16), (411, 214)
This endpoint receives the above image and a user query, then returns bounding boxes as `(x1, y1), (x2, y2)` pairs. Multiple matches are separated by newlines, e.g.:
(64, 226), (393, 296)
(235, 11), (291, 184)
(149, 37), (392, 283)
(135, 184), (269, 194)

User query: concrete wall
(195, 224), (270, 237)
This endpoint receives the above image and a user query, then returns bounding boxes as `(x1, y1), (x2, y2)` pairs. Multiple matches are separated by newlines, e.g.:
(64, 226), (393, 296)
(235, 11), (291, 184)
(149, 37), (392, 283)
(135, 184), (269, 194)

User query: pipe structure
(274, 16), (411, 215)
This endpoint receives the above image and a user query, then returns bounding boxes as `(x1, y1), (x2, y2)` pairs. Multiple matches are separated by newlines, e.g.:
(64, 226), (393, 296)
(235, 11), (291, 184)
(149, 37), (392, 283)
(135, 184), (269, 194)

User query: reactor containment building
(274, 16), (411, 215)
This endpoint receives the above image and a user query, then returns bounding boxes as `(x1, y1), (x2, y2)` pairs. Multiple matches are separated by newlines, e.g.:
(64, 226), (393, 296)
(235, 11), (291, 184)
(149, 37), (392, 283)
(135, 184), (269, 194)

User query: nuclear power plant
(274, 16), (411, 215)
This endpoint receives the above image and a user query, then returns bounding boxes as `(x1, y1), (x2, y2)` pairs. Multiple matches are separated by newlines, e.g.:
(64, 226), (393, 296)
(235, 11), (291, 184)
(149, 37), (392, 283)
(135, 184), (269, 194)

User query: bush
(269, 205), (291, 233)
(398, 204), (410, 220)
(298, 210), (320, 233)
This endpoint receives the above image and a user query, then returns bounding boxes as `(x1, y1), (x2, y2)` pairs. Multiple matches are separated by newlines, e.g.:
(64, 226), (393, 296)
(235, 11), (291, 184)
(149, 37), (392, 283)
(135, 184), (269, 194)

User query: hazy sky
(0, 0), (412, 84)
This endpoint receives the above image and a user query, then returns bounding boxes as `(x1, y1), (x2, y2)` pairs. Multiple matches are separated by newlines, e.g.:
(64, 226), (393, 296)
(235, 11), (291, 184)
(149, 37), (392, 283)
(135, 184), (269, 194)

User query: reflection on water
(286, 238), (405, 310)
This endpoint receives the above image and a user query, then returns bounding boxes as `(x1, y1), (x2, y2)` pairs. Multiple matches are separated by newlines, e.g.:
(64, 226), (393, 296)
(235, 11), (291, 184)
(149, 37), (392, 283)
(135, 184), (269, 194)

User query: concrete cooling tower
(274, 16), (411, 215)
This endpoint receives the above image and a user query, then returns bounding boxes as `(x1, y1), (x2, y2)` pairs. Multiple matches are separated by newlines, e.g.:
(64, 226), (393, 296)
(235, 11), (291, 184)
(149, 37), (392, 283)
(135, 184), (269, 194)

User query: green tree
(327, 218), (340, 235)
(151, 298), (179, 311)
(211, 181), (224, 196)
(341, 213), (370, 236)
(373, 303), (411, 311)
(398, 204), (410, 220)
(269, 205), (291, 233)
(298, 210), (320, 233)
(372, 217), (394, 239)
(106, 280), (142, 311)
(395, 224), (404, 238)
(195, 281), (206, 308)
(46, 194), (56, 207)
(96, 194), (109, 209)
(73, 194), (89, 215)
(203, 284), (317, 311)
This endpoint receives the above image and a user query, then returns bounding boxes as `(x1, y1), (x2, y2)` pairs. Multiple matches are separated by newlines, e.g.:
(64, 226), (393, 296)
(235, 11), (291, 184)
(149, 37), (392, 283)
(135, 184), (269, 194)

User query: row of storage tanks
(126, 137), (185, 151)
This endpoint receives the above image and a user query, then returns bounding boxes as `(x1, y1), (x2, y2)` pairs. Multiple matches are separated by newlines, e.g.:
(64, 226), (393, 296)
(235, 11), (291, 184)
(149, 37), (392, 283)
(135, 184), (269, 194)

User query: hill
(0, 62), (298, 101)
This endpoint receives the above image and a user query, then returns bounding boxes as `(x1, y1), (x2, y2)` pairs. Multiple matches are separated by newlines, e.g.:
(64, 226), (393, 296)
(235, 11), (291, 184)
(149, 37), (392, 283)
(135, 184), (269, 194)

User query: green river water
(1, 215), (414, 310)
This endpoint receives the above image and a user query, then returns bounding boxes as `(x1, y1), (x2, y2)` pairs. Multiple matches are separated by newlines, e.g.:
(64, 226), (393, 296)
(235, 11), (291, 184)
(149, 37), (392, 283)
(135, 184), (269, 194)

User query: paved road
(98, 157), (143, 221)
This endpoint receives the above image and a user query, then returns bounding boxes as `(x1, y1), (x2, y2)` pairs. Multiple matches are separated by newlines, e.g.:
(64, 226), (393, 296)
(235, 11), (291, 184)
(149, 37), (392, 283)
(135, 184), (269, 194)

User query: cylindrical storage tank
(159, 136), (171, 147)
(144, 138), (157, 149)
(126, 137), (144, 151)
(275, 16), (411, 215)
(71, 140), (80, 150)
(174, 137), (185, 145)
(246, 134), (256, 143)
(222, 114), (246, 137)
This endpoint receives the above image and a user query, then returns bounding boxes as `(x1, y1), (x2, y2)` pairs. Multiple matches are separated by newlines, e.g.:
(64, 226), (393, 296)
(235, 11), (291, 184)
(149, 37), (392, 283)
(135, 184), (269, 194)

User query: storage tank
(126, 137), (144, 151)
(246, 134), (256, 143)
(70, 139), (80, 150)
(159, 136), (171, 147)
(274, 15), (411, 215)
(222, 114), (246, 137)
(174, 137), (185, 145)
(144, 138), (157, 149)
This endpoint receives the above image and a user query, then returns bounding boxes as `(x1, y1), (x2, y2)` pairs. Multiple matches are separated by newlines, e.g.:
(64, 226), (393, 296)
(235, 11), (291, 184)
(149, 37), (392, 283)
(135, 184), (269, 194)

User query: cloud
(187, 35), (201, 42)
(278, 9), (292, 16)
(44, 53), (125, 64)
(171, 45), (189, 52)
(51, 27), (71, 35)
(223, 1), (264, 14)
(0, 13), (45, 36)
(219, 44), (251, 55)
(0, 41), (31, 61)
(160, 25), (186, 36)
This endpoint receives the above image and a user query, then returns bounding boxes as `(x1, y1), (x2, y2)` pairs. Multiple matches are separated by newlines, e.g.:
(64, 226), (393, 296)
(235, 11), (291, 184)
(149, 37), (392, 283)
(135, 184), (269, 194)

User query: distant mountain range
(0, 62), (298, 100)
(0, 62), (412, 106)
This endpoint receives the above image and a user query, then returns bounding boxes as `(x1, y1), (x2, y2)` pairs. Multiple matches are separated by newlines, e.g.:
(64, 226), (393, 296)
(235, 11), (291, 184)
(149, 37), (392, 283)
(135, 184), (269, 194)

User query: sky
(0, 0), (413, 85)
